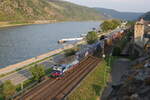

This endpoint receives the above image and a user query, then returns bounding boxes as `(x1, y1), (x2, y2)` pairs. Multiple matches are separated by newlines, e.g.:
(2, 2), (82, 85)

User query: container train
(50, 29), (125, 78)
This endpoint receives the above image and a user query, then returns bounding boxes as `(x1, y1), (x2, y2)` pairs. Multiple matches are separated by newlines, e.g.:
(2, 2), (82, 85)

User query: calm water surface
(0, 21), (100, 68)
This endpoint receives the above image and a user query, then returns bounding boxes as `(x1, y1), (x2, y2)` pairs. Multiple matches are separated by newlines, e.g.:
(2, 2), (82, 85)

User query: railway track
(17, 56), (100, 100)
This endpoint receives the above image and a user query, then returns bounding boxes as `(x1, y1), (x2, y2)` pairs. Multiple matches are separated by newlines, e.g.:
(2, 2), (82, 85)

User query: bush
(2, 80), (16, 99)
(64, 48), (77, 57)
(112, 46), (121, 56)
(45, 68), (53, 75)
(86, 31), (98, 44)
(30, 65), (45, 81)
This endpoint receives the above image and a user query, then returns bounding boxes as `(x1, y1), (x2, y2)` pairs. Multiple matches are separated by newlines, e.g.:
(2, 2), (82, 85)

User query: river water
(0, 21), (100, 68)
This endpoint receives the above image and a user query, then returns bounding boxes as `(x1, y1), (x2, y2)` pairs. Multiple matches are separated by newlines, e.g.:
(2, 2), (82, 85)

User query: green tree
(86, 31), (98, 44)
(111, 19), (121, 29)
(101, 20), (121, 32)
(101, 21), (110, 32)
(30, 65), (45, 81)
(64, 48), (78, 57)
(2, 80), (16, 99)
(126, 21), (135, 27)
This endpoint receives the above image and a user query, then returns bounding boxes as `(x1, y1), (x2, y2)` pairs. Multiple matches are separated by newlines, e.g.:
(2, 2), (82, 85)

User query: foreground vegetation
(67, 60), (110, 100)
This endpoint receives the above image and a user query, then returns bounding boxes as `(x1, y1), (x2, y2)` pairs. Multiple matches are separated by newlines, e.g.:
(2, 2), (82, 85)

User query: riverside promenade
(0, 41), (85, 75)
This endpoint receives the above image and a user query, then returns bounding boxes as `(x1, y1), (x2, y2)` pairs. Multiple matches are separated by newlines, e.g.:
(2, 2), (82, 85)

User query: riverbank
(0, 20), (57, 28)
(0, 20), (102, 28)
(0, 40), (85, 75)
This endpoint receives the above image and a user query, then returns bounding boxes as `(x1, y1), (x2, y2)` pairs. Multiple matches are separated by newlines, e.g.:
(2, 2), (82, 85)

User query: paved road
(0, 54), (76, 85)
(0, 60), (53, 85)
(101, 58), (131, 100)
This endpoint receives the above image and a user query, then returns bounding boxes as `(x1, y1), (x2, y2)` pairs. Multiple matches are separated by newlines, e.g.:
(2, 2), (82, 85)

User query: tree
(111, 19), (121, 29)
(86, 31), (98, 44)
(101, 19), (121, 32)
(64, 48), (78, 57)
(2, 80), (16, 99)
(101, 21), (110, 32)
(30, 65), (45, 81)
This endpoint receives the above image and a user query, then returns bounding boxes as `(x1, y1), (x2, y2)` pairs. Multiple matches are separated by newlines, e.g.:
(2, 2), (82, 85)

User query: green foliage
(1, 80), (16, 99)
(45, 68), (53, 75)
(126, 21), (135, 27)
(30, 64), (45, 81)
(112, 46), (121, 56)
(101, 19), (121, 32)
(86, 31), (98, 44)
(64, 48), (78, 57)
(68, 61), (110, 100)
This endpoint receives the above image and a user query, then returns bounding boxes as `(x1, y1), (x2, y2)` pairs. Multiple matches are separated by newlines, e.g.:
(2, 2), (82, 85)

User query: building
(134, 18), (150, 55)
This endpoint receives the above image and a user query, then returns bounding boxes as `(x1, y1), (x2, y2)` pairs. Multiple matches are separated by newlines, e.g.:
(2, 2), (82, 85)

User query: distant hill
(94, 8), (144, 21)
(0, 0), (107, 22)
(141, 12), (150, 20)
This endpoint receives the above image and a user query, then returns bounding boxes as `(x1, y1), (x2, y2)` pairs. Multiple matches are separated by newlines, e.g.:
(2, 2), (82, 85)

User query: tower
(134, 20), (145, 42)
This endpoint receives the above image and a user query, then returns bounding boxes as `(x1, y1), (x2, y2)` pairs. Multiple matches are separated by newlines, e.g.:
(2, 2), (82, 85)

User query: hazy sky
(65, 0), (149, 12)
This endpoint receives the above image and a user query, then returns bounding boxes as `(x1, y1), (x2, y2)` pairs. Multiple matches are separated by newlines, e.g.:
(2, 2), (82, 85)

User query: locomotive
(50, 60), (79, 78)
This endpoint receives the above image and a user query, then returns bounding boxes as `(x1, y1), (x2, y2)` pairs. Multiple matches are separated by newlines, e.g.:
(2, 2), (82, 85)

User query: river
(0, 21), (100, 68)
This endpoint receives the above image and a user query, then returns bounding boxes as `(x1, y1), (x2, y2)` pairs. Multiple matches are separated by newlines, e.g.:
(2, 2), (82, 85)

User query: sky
(64, 0), (149, 12)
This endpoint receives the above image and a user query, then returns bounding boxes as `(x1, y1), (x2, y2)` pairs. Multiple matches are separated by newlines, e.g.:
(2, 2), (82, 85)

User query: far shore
(0, 20), (102, 28)
(0, 20), (58, 28)
(0, 23), (33, 28)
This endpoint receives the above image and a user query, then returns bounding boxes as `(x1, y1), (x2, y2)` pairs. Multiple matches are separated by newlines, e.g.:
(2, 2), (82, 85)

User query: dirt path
(101, 58), (131, 100)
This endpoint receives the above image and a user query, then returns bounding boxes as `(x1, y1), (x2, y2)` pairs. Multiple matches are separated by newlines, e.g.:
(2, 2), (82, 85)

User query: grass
(0, 94), (3, 100)
(67, 60), (110, 100)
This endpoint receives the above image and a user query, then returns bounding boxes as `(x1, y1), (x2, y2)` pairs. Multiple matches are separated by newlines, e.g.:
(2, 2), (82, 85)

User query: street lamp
(102, 40), (106, 59)
(102, 54), (106, 58)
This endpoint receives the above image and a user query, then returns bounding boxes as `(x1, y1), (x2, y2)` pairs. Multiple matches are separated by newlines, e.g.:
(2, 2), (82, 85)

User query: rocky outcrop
(107, 59), (150, 100)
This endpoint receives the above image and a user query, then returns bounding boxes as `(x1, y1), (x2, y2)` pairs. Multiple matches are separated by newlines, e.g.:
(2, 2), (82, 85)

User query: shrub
(86, 31), (98, 44)
(2, 80), (16, 99)
(30, 65), (45, 81)
(112, 46), (121, 56)
(64, 48), (77, 57)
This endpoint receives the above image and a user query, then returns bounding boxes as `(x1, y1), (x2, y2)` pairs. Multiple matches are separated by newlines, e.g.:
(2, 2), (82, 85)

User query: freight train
(76, 41), (103, 60)
(50, 29), (125, 78)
